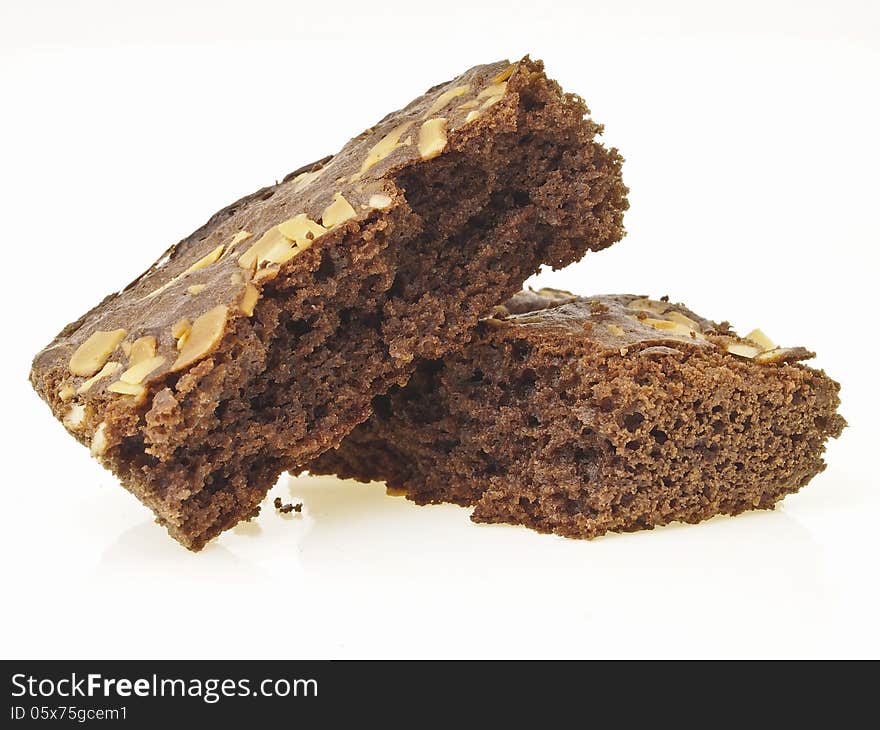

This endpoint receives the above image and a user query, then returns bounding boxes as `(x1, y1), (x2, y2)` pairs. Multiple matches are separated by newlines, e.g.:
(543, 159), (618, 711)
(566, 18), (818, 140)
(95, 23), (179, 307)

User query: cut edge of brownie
(31, 60), (628, 549)
(309, 290), (846, 540)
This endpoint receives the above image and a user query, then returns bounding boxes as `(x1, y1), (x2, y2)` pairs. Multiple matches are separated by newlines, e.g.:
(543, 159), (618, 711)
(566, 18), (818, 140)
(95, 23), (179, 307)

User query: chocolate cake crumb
(273, 497), (301, 515)
(30, 58), (628, 550)
(310, 289), (845, 539)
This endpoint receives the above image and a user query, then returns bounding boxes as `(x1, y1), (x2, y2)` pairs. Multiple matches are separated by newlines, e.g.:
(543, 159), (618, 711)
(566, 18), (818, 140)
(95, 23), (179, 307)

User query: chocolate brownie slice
(30, 58), (628, 550)
(310, 290), (845, 538)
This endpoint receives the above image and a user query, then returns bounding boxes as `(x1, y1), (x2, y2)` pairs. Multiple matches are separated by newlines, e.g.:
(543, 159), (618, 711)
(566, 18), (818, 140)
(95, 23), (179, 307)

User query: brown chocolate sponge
(310, 290), (845, 538)
(30, 59), (628, 549)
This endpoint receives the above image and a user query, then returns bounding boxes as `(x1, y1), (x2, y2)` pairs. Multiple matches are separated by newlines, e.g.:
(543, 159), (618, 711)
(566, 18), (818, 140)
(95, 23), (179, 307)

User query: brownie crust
(310, 290), (845, 539)
(31, 59), (628, 549)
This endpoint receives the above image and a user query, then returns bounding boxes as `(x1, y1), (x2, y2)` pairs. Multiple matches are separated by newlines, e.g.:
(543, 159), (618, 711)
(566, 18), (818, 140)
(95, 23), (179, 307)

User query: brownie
(310, 289), (845, 538)
(30, 58), (628, 549)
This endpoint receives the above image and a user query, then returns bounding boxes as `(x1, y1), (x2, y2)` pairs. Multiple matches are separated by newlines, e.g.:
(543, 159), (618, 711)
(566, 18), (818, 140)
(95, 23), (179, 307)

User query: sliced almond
(321, 193), (357, 228)
(424, 84), (470, 118)
(119, 355), (165, 385)
(185, 244), (224, 274)
(745, 328), (775, 351)
(63, 403), (85, 429)
(186, 284), (206, 295)
(238, 227), (290, 269)
(290, 169), (323, 192)
(754, 347), (807, 364)
(642, 317), (682, 331)
(628, 297), (666, 314)
(418, 118), (448, 160)
(666, 310), (701, 330)
(239, 217), (326, 270)
(69, 329), (127, 376)
(90, 422), (108, 457)
(358, 121), (413, 177)
(230, 230), (252, 246)
(171, 319), (191, 339)
(277, 214), (327, 247)
(171, 305), (228, 372)
(490, 64), (516, 84)
(368, 193), (393, 209)
(726, 342), (761, 359)
(640, 317), (703, 339)
(477, 81), (507, 99)
(107, 381), (146, 397)
(252, 264), (280, 283)
(142, 242), (227, 302)
(240, 284), (260, 317)
(76, 361), (121, 394)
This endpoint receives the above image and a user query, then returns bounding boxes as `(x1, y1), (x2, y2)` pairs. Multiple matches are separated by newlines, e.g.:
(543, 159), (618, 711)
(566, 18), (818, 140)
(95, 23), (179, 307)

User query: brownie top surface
(488, 289), (815, 365)
(33, 57), (530, 402)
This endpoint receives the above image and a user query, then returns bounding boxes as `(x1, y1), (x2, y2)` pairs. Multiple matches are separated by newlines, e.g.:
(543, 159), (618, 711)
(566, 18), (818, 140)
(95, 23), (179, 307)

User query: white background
(2, 0), (877, 659)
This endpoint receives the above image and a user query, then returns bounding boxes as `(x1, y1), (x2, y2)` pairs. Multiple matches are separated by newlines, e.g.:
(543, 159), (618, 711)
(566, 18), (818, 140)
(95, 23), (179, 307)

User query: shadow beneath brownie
(286, 477), (831, 656)
(285, 473), (823, 579)
(96, 471), (826, 632)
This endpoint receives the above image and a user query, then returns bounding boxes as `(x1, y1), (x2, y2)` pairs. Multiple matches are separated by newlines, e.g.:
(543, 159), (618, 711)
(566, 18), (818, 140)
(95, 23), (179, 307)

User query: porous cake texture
(30, 59), (628, 549)
(311, 290), (845, 538)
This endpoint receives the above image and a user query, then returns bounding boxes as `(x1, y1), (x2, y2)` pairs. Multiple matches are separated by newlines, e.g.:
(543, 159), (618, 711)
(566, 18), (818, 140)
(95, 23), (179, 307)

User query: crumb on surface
(274, 497), (303, 514)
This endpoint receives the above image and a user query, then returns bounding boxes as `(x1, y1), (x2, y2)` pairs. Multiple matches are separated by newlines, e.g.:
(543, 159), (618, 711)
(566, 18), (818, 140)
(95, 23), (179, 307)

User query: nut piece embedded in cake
(119, 356), (166, 385)
(418, 118), (448, 160)
(63, 403), (85, 430)
(107, 381), (145, 397)
(185, 244), (224, 274)
(490, 64), (516, 83)
(129, 336), (157, 364)
(239, 284), (260, 317)
(358, 122), (412, 176)
(424, 85), (470, 117)
(172, 306), (229, 371)
(171, 318), (191, 350)
(90, 422), (108, 457)
(69, 330), (127, 377)
(321, 193), (357, 228)
(238, 226), (297, 269)
(755, 347), (811, 364)
(238, 218), (327, 271)
(368, 194), (392, 209)
(726, 342), (761, 359)
(76, 361), (121, 394)
(277, 215), (327, 247)
(745, 328), (775, 351)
